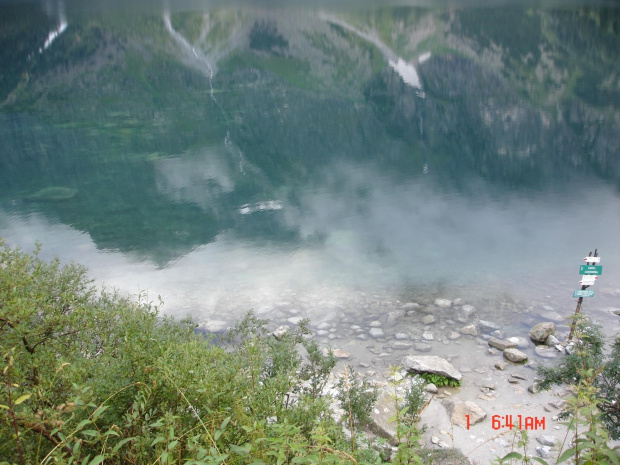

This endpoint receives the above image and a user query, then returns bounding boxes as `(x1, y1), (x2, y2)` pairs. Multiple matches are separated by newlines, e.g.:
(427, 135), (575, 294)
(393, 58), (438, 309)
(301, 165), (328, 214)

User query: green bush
(0, 240), (379, 465)
(536, 316), (620, 440)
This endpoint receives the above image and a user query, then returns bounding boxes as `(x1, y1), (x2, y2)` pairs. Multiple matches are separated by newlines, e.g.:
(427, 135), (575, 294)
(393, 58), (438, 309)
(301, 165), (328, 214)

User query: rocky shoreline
(199, 290), (616, 464)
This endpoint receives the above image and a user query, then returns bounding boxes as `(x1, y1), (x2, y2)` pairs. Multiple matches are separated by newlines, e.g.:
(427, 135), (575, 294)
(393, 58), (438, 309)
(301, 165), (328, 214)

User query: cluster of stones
(202, 292), (576, 463)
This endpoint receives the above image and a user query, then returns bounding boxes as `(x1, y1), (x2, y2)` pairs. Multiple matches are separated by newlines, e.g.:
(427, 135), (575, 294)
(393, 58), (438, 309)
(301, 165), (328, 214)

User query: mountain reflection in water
(0, 2), (619, 329)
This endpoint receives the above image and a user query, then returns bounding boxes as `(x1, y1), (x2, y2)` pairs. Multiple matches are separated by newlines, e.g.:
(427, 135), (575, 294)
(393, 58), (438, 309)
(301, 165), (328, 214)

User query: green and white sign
(574, 290), (595, 298)
(580, 265), (603, 275)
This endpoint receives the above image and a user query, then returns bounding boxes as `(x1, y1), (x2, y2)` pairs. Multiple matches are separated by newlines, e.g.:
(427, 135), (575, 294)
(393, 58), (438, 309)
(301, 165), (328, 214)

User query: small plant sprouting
(417, 372), (462, 388)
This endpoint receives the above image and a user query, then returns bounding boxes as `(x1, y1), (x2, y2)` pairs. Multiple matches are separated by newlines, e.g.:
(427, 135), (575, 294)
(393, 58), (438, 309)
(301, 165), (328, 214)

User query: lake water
(1, 1), (619, 338)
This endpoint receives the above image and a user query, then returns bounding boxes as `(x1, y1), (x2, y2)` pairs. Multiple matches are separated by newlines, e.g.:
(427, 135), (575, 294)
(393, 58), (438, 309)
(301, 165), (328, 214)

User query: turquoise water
(1, 2), (619, 329)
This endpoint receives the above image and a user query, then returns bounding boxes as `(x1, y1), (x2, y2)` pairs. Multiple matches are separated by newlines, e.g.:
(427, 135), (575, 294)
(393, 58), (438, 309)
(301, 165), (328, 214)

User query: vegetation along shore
(1, 239), (619, 464)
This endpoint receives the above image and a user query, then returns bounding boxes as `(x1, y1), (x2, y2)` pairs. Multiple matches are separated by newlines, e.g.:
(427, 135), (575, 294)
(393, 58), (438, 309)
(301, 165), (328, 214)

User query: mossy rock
(26, 187), (78, 202)
(417, 448), (471, 465)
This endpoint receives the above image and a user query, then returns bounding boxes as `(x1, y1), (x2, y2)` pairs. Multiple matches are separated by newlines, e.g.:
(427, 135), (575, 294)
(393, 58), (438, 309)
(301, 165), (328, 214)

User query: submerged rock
(26, 186), (78, 201)
(459, 324), (478, 336)
(478, 320), (502, 333)
(434, 299), (453, 308)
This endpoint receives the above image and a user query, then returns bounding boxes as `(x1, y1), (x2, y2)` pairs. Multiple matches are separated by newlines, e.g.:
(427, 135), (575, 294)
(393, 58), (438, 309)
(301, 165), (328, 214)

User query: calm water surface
(1, 1), (619, 333)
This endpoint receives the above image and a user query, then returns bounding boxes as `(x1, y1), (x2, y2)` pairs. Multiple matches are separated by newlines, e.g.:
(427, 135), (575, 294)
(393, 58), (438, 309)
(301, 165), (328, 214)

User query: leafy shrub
(0, 240), (378, 465)
(536, 316), (620, 440)
(417, 372), (461, 388)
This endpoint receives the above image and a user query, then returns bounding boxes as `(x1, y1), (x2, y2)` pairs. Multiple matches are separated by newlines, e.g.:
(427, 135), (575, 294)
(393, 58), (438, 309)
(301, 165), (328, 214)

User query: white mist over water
(2, 163), (619, 331)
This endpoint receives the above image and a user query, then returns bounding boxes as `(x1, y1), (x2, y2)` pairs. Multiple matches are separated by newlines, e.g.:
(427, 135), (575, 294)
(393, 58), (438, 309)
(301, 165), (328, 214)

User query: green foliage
(334, 365), (379, 430)
(0, 240), (380, 465)
(536, 316), (620, 440)
(493, 428), (550, 465)
(417, 372), (461, 388)
(387, 367), (428, 465)
(554, 369), (620, 465)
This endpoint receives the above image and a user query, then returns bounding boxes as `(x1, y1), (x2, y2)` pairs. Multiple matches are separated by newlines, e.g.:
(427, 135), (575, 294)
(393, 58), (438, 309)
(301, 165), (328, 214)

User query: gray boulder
(503, 348), (528, 363)
(529, 322), (556, 343)
(403, 355), (462, 381)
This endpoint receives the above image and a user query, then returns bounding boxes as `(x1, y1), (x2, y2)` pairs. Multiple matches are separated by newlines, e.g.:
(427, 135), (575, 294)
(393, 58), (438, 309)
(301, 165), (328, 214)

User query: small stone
(331, 349), (351, 359)
(460, 324), (478, 336)
(508, 378), (519, 384)
(369, 328), (385, 338)
(435, 299), (453, 308)
(422, 332), (434, 340)
(401, 302), (420, 310)
(431, 435), (440, 444)
(369, 320), (382, 327)
(478, 320), (502, 333)
(488, 337), (517, 351)
(528, 384), (540, 394)
(459, 305), (476, 317)
(413, 343), (433, 352)
(442, 399), (486, 428)
(544, 334), (560, 346)
(503, 348), (528, 363)
(537, 435), (559, 447)
(392, 342), (413, 350)
(494, 438), (509, 447)
(536, 446), (551, 459)
(495, 361), (507, 371)
(510, 373), (527, 380)
(507, 336), (530, 349)
(448, 331), (461, 340)
(386, 311), (405, 326)
(395, 332), (410, 340)
(316, 322), (332, 330)
(422, 315), (436, 324)
(535, 346), (558, 358)
(272, 325), (290, 340)
(425, 383), (438, 394)
(548, 400), (566, 409)
(287, 316), (305, 325)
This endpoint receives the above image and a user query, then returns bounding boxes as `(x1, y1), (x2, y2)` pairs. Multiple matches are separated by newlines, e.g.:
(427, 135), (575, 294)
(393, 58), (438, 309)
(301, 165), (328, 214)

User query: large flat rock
(402, 355), (462, 381)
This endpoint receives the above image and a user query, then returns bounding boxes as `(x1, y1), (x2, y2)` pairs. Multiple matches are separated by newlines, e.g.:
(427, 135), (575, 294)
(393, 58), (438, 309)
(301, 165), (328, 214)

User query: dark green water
(1, 1), (620, 328)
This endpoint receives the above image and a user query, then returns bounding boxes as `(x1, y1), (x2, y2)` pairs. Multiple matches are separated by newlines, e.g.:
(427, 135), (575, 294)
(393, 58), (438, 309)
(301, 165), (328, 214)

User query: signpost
(578, 275), (598, 286)
(573, 290), (595, 298)
(569, 249), (600, 340)
(579, 265), (603, 275)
